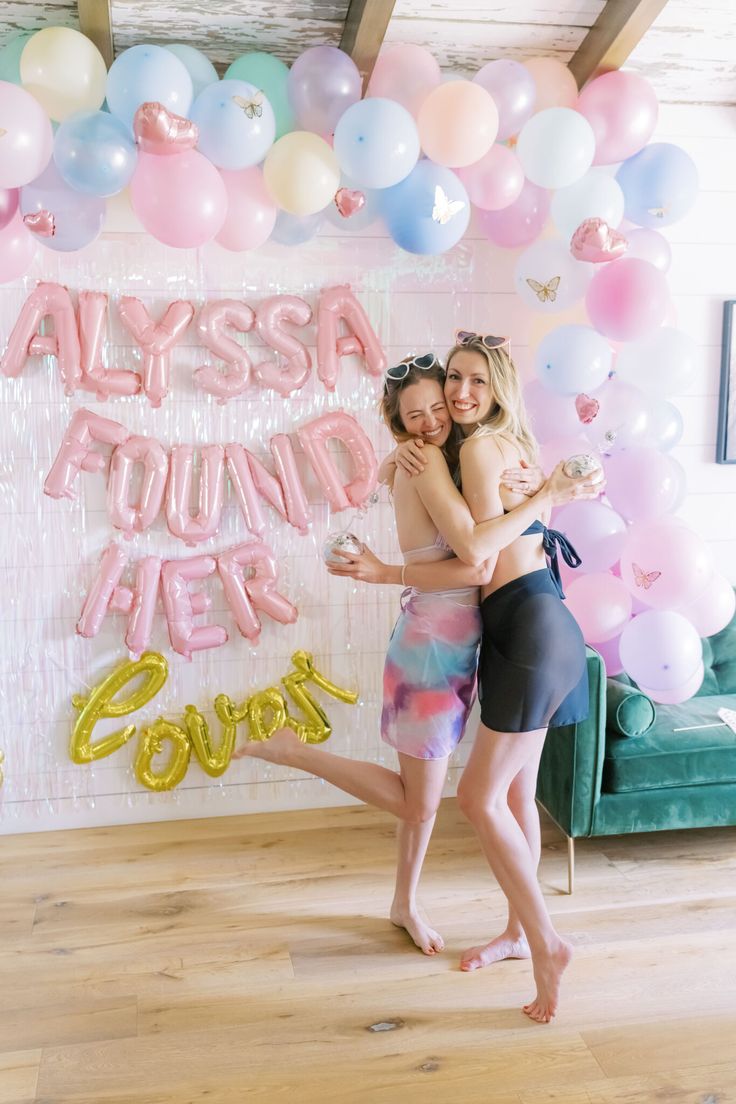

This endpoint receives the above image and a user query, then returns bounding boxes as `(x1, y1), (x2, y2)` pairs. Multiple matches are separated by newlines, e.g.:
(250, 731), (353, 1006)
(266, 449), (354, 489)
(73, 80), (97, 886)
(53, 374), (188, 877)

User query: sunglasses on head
(385, 352), (440, 382)
(455, 330), (510, 350)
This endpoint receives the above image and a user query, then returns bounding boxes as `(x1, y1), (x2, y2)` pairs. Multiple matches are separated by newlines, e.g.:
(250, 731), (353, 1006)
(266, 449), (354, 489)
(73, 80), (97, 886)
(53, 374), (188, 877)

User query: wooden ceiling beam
(77, 0), (114, 68)
(568, 0), (669, 88)
(340, 0), (397, 88)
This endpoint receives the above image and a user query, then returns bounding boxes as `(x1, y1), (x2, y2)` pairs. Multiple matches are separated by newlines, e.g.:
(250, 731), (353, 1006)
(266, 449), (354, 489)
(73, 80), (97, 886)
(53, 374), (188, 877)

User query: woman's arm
(327, 545), (494, 587)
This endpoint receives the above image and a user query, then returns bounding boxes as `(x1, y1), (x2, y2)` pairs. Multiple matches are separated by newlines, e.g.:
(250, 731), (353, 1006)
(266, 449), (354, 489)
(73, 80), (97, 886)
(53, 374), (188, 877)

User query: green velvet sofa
(536, 602), (736, 892)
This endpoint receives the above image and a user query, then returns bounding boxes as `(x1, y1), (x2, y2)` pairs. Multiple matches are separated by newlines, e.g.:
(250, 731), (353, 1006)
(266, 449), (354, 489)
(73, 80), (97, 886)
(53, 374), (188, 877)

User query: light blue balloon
(535, 324), (612, 395)
(53, 110), (137, 196)
(381, 160), (470, 255)
(20, 159), (106, 252)
(224, 52), (294, 140)
(165, 44), (219, 100)
(616, 142), (698, 228)
(106, 44), (193, 130)
(190, 80), (275, 170)
(333, 98), (419, 189)
(270, 209), (323, 246)
(0, 32), (31, 84)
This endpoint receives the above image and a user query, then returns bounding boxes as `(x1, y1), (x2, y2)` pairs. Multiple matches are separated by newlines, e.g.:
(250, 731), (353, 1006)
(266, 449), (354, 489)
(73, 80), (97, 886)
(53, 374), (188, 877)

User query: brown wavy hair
(380, 355), (462, 467)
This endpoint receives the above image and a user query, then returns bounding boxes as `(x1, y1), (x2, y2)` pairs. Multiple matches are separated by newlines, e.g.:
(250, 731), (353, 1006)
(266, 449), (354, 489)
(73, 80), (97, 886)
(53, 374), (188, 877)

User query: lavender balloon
(20, 159), (106, 251)
(473, 59), (536, 141)
(603, 446), (682, 522)
(620, 610), (702, 692)
(288, 46), (362, 135)
(554, 499), (627, 573)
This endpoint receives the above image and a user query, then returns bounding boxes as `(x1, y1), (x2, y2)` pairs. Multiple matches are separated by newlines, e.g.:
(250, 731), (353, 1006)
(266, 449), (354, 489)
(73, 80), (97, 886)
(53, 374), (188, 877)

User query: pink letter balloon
(194, 299), (255, 402)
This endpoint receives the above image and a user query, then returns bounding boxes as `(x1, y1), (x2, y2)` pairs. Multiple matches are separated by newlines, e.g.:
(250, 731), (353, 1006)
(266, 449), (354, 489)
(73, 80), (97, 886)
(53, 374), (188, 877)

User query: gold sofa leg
(567, 836), (575, 894)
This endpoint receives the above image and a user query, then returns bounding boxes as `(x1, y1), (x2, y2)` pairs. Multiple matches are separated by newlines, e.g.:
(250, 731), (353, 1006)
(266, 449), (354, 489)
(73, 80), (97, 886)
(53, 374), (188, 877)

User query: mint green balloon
(0, 32), (32, 84)
(224, 51), (294, 139)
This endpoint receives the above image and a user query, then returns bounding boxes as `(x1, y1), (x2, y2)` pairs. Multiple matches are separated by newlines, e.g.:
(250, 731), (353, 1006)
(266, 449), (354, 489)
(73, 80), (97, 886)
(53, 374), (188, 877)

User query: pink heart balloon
(575, 393), (600, 424)
(23, 209), (55, 237)
(334, 187), (366, 219)
(133, 102), (199, 156)
(570, 217), (628, 264)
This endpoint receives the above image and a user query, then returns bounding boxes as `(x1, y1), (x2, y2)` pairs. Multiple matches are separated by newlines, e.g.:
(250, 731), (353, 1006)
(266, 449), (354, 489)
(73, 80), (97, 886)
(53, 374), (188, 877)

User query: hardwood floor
(1, 800), (735, 1103)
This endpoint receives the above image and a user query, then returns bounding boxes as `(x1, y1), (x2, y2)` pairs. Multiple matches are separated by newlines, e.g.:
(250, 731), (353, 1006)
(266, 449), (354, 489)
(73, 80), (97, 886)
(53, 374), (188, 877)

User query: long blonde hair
(446, 337), (538, 463)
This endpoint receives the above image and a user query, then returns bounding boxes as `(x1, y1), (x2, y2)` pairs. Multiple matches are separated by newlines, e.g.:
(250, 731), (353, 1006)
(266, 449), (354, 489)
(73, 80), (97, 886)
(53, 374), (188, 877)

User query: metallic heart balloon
(334, 187), (366, 219)
(133, 102), (199, 155)
(570, 217), (628, 263)
(575, 393), (600, 424)
(23, 209), (55, 236)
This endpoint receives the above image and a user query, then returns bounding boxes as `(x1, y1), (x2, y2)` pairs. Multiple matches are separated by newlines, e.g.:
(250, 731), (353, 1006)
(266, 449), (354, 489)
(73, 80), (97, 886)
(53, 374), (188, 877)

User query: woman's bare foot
(523, 938), (573, 1023)
(459, 928), (530, 971)
(390, 905), (445, 956)
(232, 727), (303, 765)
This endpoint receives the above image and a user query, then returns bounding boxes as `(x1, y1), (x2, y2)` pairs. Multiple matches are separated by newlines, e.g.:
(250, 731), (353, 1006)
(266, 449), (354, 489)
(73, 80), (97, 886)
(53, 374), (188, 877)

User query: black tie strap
(540, 525), (582, 599)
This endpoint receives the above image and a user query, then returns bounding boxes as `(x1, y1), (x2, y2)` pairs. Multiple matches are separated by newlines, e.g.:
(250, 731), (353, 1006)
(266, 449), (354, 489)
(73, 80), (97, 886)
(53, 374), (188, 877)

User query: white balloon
(551, 167), (625, 238)
(516, 108), (596, 189)
(615, 327), (697, 397)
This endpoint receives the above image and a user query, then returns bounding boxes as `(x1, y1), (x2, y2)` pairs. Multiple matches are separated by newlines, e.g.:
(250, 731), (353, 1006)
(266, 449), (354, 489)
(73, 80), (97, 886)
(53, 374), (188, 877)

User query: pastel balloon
(517, 108), (596, 189)
(535, 324), (612, 395)
(625, 227), (671, 272)
(577, 71), (658, 165)
(381, 160), (470, 255)
(523, 380), (581, 443)
(603, 446), (682, 522)
(217, 540), (298, 642)
(476, 179), (549, 248)
(132, 101), (199, 155)
(254, 295), (312, 396)
(643, 398), (684, 451)
(20, 159), (106, 252)
(79, 289), (140, 401)
(161, 554), (228, 660)
(107, 436), (169, 538)
(539, 435), (598, 476)
(565, 572), (632, 643)
(53, 110), (137, 196)
(1, 282), (80, 391)
(555, 499), (627, 573)
(676, 573), (736, 638)
(216, 167), (277, 251)
(0, 33), (31, 84)
(514, 238), (592, 313)
(620, 609), (703, 691)
(367, 44), (440, 118)
(288, 45), (361, 135)
(316, 284), (386, 390)
(333, 98), (419, 188)
(0, 210), (36, 282)
(270, 209), (324, 245)
(20, 26), (107, 121)
(76, 542), (128, 639)
(456, 144), (524, 211)
(0, 187), (18, 230)
(614, 327), (697, 397)
(44, 408), (129, 500)
(551, 168), (625, 239)
(165, 43), (219, 99)
(473, 59), (536, 141)
(620, 518), (713, 610)
(587, 257), (669, 342)
(583, 379), (650, 453)
(194, 299), (255, 401)
(226, 438), (311, 537)
(297, 411), (378, 511)
(130, 150), (227, 248)
(123, 556), (162, 657)
(119, 296), (194, 407)
(0, 81), (54, 187)
(166, 445), (226, 545)
(616, 142), (698, 228)
(417, 81), (498, 168)
(570, 217), (628, 264)
(263, 131), (340, 216)
(591, 633), (625, 677)
(106, 44), (193, 129)
(225, 52), (294, 139)
(638, 661), (704, 705)
(523, 57), (578, 111)
(190, 79), (275, 169)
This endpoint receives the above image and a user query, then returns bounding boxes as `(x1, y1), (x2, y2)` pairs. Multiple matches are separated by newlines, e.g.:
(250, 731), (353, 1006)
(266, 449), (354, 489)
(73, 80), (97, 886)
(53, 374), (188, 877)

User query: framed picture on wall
(717, 300), (736, 464)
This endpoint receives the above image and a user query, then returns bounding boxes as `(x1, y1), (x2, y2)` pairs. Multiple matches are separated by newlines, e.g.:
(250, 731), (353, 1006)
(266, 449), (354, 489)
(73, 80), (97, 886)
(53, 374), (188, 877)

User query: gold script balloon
(135, 718), (191, 792)
(70, 651), (168, 764)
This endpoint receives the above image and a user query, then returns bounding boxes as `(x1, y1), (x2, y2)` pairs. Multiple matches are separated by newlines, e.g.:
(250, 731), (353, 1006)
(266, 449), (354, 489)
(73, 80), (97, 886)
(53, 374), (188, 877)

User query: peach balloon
(417, 81), (498, 168)
(523, 57), (578, 111)
(367, 44), (441, 118)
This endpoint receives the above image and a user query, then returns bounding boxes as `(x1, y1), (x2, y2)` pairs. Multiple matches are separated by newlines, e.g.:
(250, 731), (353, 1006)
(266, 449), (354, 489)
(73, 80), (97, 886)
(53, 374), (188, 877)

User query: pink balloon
(0, 209), (36, 282)
(316, 284), (386, 390)
(0, 82), (53, 187)
(77, 545), (162, 657)
(226, 437), (312, 537)
(523, 58), (578, 111)
(166, 444), (225, 545)
(254, 295), (312, 396)
(269, 433), (312, 534)
(133, 101), (199, 156)
(119, 296), (194, 407)
(539, 434), (597, 477)
(603, 446), (682, 523)
(625, 227), (671, 273)
(591, 633), (625, 677)
(676, 573), (736, 638)
(473, 60), (536, 141)
(456, 144), (524, 211)
(0, 188), (18, 230)
(161, 554), (228, 659)
(107, 435), (169, 538)
(476, 179), (550, 248)
(130, 150), (227, 247)
(523, 381), (581, 443)
(78, 291), (141, 399)
(216, 167), (277, 251)
(564, 572), (632, 643)
(577, 72), (658, 166)
(124, 556), (162, 657)
(586, 258), (669, 342)
(217, 540), (297, 642)
(638, 661), (704, 704)
(620, 518), (713, 610)
(298, 410), (378, 511)
(44, 408), (129, 500)
(620, 609), (702, 691)
(194, 299), (255, 402)
(555, 499), (627, 573)
(570, 217), (628, 264)
(77, 543), (128, 639)
(1, 282), (80, 392)
(367, 45), (441, 118)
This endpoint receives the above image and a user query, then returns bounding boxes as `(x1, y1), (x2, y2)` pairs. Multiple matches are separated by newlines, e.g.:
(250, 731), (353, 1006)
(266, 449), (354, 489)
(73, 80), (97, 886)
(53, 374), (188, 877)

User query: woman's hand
(545, 461), (606, 506)
(395, 437), (428, 477)
(501, 458), (545, 497)
(327, 544), (390, 585)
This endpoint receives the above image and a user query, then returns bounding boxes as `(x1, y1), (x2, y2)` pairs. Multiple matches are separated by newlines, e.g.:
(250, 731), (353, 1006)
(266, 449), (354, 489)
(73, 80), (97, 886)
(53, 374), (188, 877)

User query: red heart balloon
(334, 187), (366, 219)
(570, 217), (628, 264)
(23, 210), (55, 237)
(133, 102), (199, 155)
(575, 393), (600, 424)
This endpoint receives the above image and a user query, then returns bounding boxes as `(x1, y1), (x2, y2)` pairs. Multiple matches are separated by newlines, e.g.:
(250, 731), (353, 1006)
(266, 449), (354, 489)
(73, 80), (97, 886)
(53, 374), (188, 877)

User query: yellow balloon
(263, 132), (340, 216)
(20, 27), (107, 121)
(290, 651), (359, 705)
(135, 719), (191, 792)
(246, 688), (288, 742)
(70, 652), (168, 764)
(184, 704), (235, 778)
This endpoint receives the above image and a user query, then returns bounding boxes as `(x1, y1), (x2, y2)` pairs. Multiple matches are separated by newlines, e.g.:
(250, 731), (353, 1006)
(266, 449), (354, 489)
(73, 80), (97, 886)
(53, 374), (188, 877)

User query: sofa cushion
(606, 679), (656, 737)
(603, 693), (736, 793)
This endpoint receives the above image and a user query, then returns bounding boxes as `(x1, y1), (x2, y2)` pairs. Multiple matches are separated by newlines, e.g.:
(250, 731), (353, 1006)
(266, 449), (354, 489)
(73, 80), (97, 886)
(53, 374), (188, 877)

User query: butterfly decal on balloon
(648, 206), (667, 219)
(23, 209), (56, 237)
(232, 92), (264, 120)
(570, 217), (628, 263)
(432, 186), (465, 226)
(632, 563), (662, 590)
(133, 102), (199, 155)
(526, 276), (560, 303)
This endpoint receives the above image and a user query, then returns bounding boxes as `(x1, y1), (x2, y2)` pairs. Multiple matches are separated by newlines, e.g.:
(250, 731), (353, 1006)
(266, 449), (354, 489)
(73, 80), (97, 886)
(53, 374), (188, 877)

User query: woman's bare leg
(456, 724), (572, 1023)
